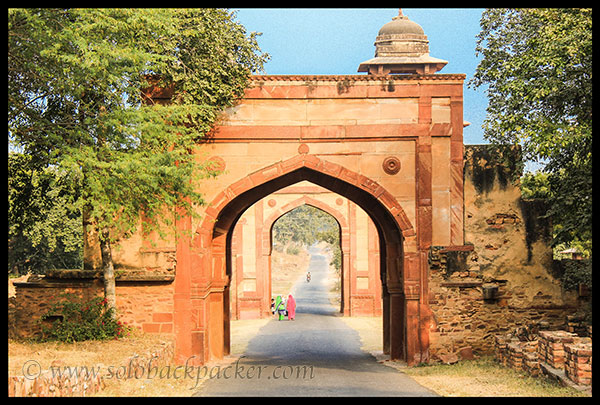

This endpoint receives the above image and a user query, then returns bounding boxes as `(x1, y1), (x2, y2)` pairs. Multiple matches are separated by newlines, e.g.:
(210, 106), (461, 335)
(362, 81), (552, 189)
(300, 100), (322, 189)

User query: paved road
(196, 246), (437, 397)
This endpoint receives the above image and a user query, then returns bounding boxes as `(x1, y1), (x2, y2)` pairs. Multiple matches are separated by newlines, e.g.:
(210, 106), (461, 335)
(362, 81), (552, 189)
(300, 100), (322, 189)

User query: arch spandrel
(196, 154), (414, 250)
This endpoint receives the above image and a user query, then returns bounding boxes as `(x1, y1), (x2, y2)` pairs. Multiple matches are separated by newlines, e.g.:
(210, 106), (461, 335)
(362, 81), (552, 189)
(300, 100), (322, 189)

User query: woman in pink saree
(287, 294), (296, 320)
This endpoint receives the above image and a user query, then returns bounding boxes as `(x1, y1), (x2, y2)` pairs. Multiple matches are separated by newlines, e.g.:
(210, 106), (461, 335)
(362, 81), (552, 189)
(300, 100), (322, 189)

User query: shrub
(286, 245), (301, 255)
(39, 294), (130, 342)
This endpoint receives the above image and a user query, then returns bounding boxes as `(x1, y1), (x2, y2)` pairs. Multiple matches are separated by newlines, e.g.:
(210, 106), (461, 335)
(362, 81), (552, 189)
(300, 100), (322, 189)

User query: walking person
(275, 295), (286, 321)
(286, 294), (296, 320)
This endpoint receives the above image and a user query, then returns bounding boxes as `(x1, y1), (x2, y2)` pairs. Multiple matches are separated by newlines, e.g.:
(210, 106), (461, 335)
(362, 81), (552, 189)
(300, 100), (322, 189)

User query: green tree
(520, 171), (550, 200)
(8, 152), (83, 274)
(470, 8), (592, 252)
(8, 8), (268, 311)
(272, 205), (341, 271)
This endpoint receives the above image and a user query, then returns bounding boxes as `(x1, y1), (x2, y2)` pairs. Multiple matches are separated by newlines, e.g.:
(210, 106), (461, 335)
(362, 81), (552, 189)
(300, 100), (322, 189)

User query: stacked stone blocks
(564, 342), (593, 386)
(494, 329), (592, 388)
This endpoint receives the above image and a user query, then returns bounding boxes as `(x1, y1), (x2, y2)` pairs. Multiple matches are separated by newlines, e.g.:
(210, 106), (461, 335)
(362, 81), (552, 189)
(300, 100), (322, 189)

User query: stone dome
(357, 9), (448, 75)
(378, 10), (425, 36)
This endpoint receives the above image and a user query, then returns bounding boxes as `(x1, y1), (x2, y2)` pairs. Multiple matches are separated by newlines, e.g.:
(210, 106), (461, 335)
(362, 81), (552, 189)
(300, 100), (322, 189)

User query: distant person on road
(287, 294), (296, 320)
(275, 295), (286, 320)
(306, 271), (311, 283)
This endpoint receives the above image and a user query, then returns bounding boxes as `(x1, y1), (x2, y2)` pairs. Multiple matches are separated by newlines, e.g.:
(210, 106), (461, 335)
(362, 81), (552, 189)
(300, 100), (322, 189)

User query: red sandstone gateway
(139, 9), (466, 366)
(17, 10), (467, 367)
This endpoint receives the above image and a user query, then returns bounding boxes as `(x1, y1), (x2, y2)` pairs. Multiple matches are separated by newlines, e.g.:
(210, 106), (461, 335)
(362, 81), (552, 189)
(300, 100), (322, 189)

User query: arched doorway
(268, 203), (342, 310)
(263, 196), (350, 316)
(177, 154), (420, 365)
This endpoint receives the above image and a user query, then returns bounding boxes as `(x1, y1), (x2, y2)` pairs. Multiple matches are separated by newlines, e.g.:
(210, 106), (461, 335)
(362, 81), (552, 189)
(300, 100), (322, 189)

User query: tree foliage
(9, 8), (268, 242)
(272, 205), (341, 271)
(8, 153), (83, 274)
(520, 171), (551, 201)
(8, 8), (268, 305)
(470, 8), (592, 251)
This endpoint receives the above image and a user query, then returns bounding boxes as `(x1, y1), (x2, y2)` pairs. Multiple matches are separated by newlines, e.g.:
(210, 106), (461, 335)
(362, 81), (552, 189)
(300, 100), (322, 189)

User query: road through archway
(196, 245), (436, 397)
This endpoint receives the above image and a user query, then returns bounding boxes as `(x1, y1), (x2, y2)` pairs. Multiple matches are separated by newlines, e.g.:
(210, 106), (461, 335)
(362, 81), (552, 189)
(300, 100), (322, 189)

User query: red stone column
(368, 219), (382, 316)
(382, 287), (390, 355)
(385, 241), (405, 361)
(174, 209), (197, 365)
(412, 94), (434, 365)
(348, 201), (357, 316)
(254, 201), (267, 318)
(223, 285), (230, 356)
(207, 289), (225, 360)
(204, 233), (228, 362)
(402, 252), (421, 365)
(450, 95), (465, 246)
(389, 289), (406, 361)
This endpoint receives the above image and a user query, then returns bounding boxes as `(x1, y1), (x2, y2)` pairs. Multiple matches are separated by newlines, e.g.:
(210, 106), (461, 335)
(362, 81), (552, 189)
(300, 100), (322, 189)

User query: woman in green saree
(275, 295), (286, 320)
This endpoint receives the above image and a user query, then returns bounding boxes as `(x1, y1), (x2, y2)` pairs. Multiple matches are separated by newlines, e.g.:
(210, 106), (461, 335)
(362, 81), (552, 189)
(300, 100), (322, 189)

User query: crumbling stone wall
(427, 145), (580, 359)
(494, 329), (592, 388)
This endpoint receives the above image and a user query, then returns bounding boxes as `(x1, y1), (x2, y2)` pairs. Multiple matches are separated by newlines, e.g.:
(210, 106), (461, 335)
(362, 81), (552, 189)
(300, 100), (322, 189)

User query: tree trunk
(99, 227), (117, 316)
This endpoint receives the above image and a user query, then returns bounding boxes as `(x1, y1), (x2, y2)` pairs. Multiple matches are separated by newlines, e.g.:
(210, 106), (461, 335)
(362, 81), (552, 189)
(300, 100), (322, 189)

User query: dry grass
(8, 330), (169, 377)
(91, 360), (199, 397)
(404, 357), (590, 397)
(341, 315), (590, 397)
(8, 331), (201, 397)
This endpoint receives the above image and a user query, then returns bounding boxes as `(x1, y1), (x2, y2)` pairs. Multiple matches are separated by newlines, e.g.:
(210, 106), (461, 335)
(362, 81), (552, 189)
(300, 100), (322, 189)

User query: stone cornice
(251, 74), (466, 82)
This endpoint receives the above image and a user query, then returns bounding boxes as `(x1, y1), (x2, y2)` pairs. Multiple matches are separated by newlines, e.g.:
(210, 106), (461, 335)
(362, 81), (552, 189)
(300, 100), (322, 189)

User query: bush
(286, 245), (301, 255)
(39, 294), (130, 342)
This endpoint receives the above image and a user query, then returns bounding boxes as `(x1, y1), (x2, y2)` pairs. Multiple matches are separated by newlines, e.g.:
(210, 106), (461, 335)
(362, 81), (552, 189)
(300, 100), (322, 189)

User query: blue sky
(234, 8), (488, 145)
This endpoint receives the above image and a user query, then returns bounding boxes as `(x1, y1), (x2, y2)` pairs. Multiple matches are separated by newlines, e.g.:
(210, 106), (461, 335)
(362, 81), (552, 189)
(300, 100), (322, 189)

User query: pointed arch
(262, 194), (350, 256)
(177, 153), (420, 365)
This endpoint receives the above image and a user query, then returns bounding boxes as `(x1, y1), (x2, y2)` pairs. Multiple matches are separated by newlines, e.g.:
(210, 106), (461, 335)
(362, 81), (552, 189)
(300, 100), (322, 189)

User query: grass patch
(404, 356), (590, 397)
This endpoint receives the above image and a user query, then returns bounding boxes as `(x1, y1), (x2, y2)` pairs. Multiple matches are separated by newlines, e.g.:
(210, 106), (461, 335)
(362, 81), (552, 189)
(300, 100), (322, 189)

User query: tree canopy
(8, 153), (83, 274)
(8, 8), (268, 306)
(9, 8), (268, 242)
(272, 205), (341, 271)
(470, 8), (592, 252)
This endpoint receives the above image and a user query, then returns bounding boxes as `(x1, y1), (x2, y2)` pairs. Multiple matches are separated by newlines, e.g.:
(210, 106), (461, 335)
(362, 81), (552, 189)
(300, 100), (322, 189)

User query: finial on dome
(393, 8), (408, 20)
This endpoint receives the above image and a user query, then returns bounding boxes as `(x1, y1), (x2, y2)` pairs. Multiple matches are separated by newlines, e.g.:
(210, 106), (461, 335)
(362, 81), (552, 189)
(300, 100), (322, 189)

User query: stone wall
(427, 145), (580, 359)
(12, 273), (174, 340)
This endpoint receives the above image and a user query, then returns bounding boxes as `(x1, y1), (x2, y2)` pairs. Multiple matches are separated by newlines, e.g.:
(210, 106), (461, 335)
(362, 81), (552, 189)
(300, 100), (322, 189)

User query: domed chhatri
(358, 8), (448, 75)
(378, 8), (424, 36)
